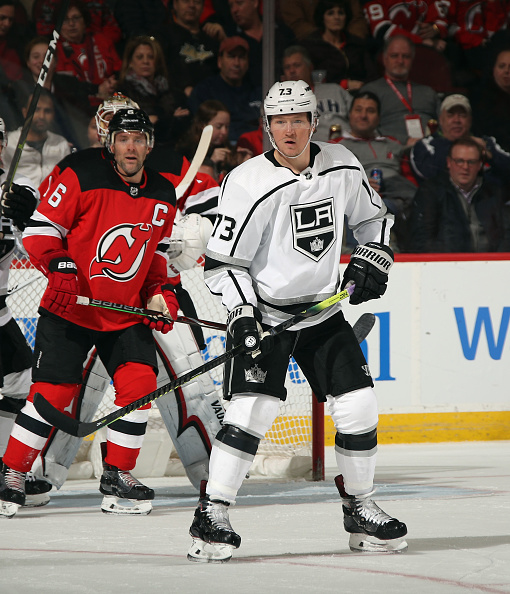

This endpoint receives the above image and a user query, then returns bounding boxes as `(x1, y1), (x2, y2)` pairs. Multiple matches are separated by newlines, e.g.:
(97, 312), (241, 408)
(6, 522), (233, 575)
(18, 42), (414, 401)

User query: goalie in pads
(187, 80), (407, 562)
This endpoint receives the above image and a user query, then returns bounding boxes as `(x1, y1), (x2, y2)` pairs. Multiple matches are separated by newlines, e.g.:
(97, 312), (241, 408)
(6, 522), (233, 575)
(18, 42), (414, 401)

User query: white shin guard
(327, 387), (379, 496)
(207, 393), (280, 503)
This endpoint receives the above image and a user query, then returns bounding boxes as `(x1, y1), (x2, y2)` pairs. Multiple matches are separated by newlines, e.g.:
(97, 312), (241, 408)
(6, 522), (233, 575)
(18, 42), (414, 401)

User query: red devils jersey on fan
(448, 0), (505, 49)
(364, 0), (451, 43)
(24, 150), (176, 332)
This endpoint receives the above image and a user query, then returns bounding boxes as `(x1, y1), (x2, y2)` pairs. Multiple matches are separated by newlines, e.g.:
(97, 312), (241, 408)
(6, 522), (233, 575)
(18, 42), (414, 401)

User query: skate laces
(206, 501), (234, 531)
(118, 470), (142, 489)
(5, 467), (26, 492)
(353, 498), (393, 526)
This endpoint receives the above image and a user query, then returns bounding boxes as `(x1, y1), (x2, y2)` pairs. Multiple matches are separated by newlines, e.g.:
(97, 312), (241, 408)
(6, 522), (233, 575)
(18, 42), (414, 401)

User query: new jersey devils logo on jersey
(290, 198), (336, 261)
(90, 223), (153, 281)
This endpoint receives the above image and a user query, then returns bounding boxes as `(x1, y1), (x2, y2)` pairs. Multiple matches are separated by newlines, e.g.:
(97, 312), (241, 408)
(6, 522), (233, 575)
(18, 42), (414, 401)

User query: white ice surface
(1, 441), (509, 594)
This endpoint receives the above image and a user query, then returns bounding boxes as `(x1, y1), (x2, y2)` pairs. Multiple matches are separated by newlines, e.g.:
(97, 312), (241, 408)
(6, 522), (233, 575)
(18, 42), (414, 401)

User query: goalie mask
(263, 80), (319, 159)
(106, 108), (155, 153)
(95, 93), (140, 145)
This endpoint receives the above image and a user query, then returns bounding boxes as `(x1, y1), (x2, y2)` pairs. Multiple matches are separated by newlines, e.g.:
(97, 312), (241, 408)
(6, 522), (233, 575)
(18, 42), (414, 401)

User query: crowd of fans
(1, 0), (510, 253)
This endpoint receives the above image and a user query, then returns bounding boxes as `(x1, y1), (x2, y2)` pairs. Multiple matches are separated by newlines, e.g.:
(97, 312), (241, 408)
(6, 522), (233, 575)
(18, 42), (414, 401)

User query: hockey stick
(352, 312), (376, 344)
(6, 272), (44, 296)
(75, 296), (226, 331)
(0, 0), (69, 215)
(33, 284), (355, 437)
(175, 125), (213, 200)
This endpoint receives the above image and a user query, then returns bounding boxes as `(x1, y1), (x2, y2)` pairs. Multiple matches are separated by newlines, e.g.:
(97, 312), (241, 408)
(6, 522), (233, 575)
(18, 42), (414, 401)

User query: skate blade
(24, 493), (51, 508)
(0, 500), (21, 518)
(187, 537), (234, 563)
(100, 495), (152, 515)
(349, 533), (408, 553)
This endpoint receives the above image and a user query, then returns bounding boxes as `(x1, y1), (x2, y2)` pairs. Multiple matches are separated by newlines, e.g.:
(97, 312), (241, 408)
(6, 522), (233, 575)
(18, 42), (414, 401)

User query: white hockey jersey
(204, 142), (394, 329)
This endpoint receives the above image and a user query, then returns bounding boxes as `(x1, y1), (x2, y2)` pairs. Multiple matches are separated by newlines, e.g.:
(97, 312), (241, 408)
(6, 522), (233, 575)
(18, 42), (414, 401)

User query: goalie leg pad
(154, 327), (224, 489)
(35, 351), (111, 488)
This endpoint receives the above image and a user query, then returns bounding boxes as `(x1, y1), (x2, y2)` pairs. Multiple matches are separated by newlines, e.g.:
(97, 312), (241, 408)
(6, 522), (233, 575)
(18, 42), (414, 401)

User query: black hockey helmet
(106, 108), (154, 152)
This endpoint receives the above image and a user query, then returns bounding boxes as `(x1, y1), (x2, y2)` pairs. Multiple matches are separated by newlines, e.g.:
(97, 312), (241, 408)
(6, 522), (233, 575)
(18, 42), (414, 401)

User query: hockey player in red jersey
(0, 108), (179, 518)
(1, 94), (224, 514)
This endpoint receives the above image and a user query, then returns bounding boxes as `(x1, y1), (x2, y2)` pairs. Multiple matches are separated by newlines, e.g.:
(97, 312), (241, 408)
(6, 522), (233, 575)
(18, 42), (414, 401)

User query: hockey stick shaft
(175, 125), (213, 200)
(33, 285), (355, 437)
(0, 1), (69, 210)
(75, 296), (226, 331)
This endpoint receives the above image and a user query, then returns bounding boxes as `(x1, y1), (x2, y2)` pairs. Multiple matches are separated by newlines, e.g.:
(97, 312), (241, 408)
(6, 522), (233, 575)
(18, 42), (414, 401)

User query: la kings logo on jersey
(290, 197), (336, 261)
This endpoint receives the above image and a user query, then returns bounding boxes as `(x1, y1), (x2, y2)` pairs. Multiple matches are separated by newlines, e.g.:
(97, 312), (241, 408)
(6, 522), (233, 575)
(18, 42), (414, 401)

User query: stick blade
(33, 393), (82, 437)
(352, 313), (376, 344)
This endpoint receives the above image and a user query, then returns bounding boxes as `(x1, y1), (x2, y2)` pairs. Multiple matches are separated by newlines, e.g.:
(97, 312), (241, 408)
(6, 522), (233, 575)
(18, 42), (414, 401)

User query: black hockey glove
(1, 183), (37, 231)
(341, 242), (394, 305)
(227, 304), (273, 360)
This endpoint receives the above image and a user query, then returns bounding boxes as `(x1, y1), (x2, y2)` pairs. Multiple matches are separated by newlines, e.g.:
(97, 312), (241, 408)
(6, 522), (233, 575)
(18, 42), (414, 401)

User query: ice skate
(0, 461), (26, 518)
(335, 475), (408, 553)
(99, 462), (154, 515)
(187, 481), (241, 563)
(24, 472), (52, 508)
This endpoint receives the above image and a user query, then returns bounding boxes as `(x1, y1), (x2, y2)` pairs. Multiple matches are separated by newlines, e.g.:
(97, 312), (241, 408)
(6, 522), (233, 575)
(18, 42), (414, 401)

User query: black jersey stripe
(318, 164), (361, 176)
(184, 196), (218, 217)
(228, 178), (298, 257)
(227, 270), (249, 305)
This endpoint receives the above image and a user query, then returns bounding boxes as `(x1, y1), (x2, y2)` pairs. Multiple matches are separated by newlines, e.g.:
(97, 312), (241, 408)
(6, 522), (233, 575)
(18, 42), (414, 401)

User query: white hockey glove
(167, 214), (213, 276)
(227, 304), (273, 360)
(341, 242), (394, 305)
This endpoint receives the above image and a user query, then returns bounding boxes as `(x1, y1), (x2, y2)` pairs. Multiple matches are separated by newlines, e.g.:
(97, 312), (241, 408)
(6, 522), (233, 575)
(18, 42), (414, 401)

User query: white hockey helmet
(264, 80), (318, 121)
(95, 93), (140, 145)
(0, 117), (7, 149)
(263, 80), (319, 158)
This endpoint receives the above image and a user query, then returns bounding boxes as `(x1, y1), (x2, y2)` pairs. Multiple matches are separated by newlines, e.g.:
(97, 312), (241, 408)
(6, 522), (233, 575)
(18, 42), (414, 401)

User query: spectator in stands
(236, 115), (263, 158)
(209, 0), (295, 88)
(52, 0), (121, 148)
(447, 0), (505, 81)
(189, 36), (261, 143)
(3, 89), (71, 187)
(177, 99), (244, 181)
(360, 36), (439, 145)
(11, 36), (53, 109)
(279, 0), (368, 41)
(34, 0), (122, 45)
(0, 0), (25, 130)
(411, 94), (510, 189)
(113, 0), (169, 52)
(407, 138), (510, 253)
(281, 45), (352, 141)
(470, 48), (510, 153)
(163, 0), (221, 98)
(117, 36), (190, 145)
(301, 0), (376, 89)
(363, 0), (449, 51)
(331, 90), (417, 250)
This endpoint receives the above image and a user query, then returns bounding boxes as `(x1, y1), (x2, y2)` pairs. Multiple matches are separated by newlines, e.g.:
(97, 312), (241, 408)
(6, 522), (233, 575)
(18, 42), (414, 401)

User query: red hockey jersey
(25, 150), (176, 332)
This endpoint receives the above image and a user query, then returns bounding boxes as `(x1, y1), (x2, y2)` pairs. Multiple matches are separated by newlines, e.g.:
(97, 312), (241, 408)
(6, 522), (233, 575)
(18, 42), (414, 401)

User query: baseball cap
(440, 94), (471, 113)
(219, 36), (249, 55)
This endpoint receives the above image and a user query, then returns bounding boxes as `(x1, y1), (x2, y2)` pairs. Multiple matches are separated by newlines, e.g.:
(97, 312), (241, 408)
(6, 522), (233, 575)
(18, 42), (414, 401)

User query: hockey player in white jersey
(187, 80), (407, 562)
(0, 118), (52, 509)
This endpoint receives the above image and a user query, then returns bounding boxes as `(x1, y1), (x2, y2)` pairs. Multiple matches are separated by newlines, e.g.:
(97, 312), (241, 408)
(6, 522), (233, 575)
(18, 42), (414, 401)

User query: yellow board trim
(325, 411), (510, 445)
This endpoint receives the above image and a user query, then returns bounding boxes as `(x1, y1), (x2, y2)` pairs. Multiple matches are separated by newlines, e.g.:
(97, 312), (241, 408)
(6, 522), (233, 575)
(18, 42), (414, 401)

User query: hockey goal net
(7, 252), (324, 481)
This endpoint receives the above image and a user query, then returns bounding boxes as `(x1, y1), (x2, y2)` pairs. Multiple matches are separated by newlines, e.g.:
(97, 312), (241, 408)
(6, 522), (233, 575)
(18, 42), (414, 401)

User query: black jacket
(406, 172), (510, 253)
